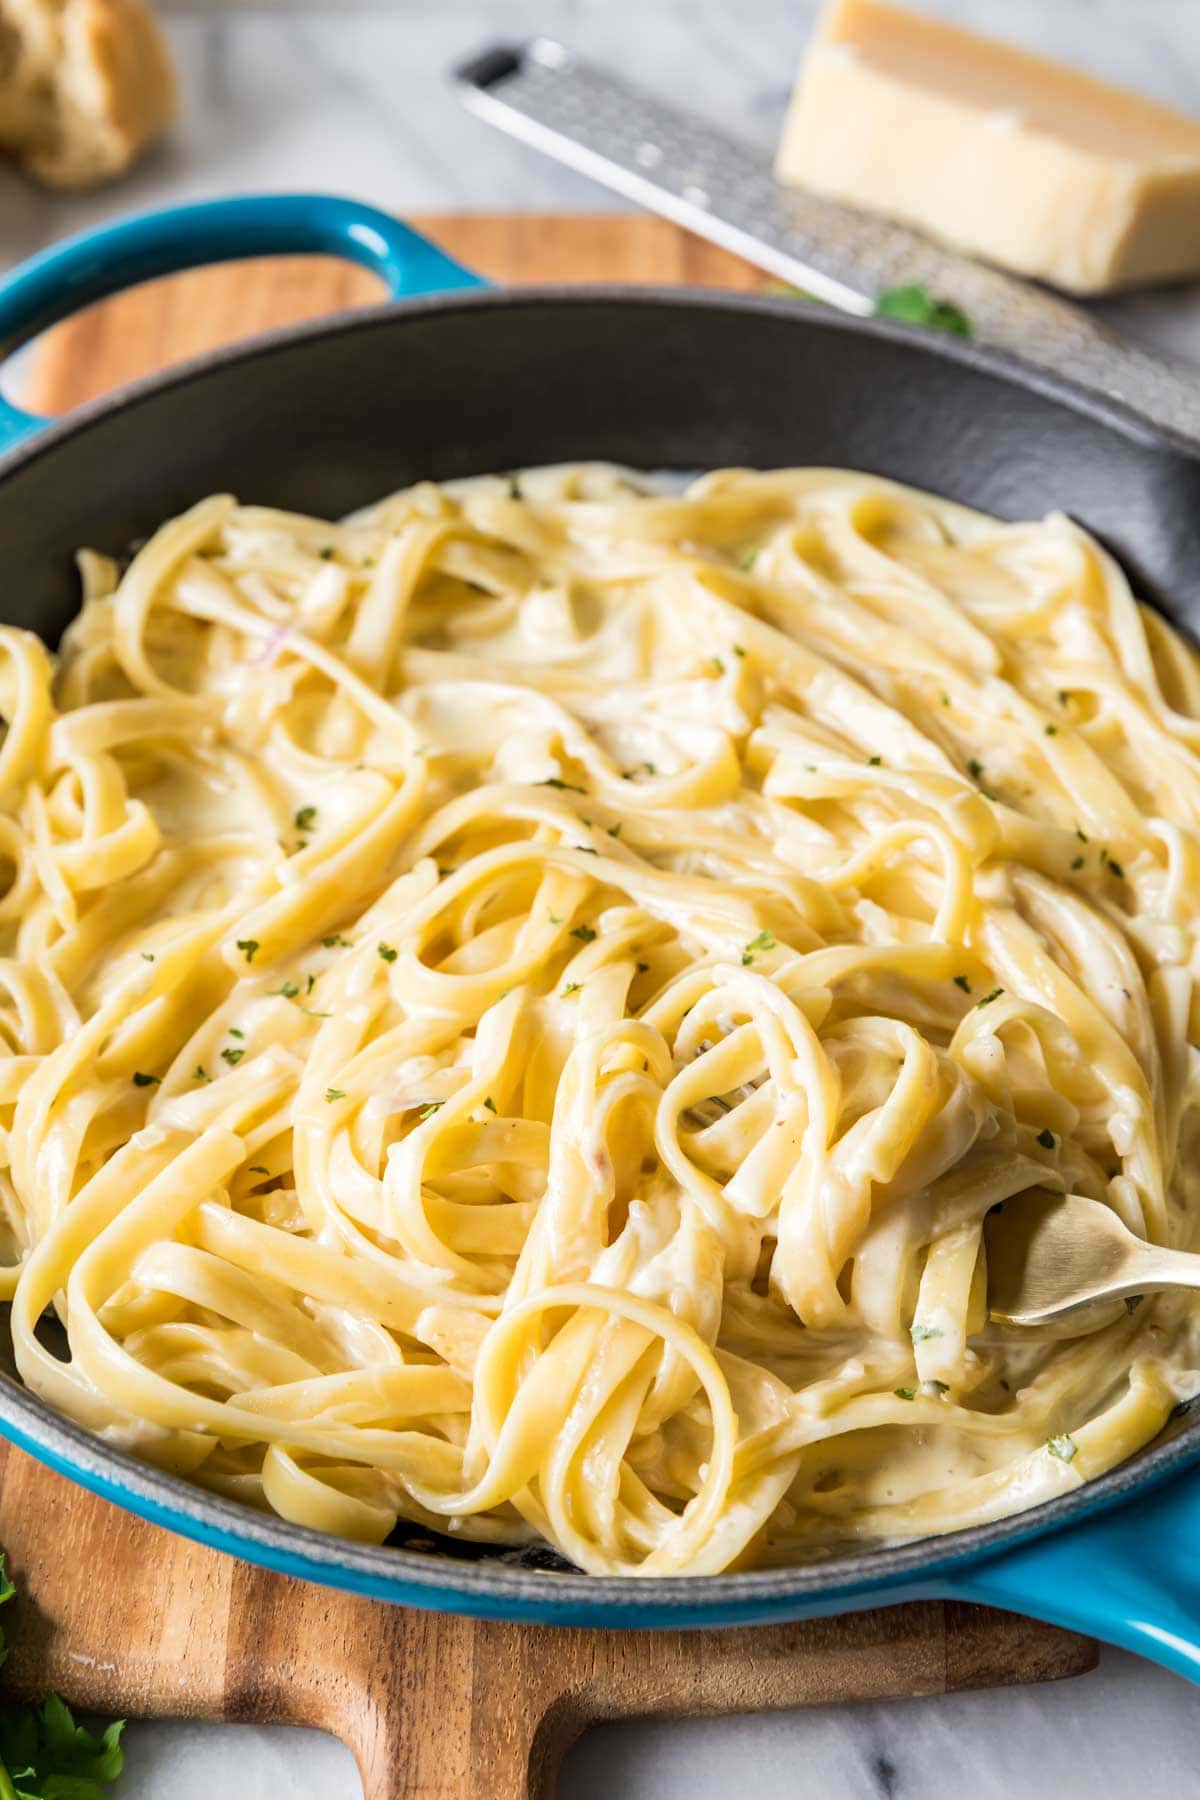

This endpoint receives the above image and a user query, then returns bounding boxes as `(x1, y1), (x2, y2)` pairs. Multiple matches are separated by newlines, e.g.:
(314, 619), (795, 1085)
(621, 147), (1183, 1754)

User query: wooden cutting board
(2, 214), (1096, 1800)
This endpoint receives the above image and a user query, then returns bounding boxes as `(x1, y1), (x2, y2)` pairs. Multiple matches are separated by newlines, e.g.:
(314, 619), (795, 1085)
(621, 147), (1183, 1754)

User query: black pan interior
(3, 287), (1200, 1594)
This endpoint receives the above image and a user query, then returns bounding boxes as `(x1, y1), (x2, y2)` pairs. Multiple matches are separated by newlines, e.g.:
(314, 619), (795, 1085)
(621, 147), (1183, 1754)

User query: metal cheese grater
(453, 39), (1200, 443)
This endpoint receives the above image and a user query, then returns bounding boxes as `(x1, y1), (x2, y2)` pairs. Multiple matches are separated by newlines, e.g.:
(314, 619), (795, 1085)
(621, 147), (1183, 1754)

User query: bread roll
(0, 0), (177, 187)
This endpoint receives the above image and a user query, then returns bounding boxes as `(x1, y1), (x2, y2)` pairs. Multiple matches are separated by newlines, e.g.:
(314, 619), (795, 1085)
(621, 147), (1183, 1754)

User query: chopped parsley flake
(418, 1102), (443, 1121)
(541, 777), (584, 793)
(967, 758), (984, 781)
(1106, 856), (1125, 879)
(325, 1087), (346, 1102)
(318, 545), (335, 560)
(508, 474), (522, 499)
(921, 1379), (950, 1396)
(893, 1386), (916, 1401)
(194, 1065), (210, 1083)
(910, 1323), (943, 1343)
(295, 805), (317, 832)
(953, 975), (971, 993)
(575, 845), (599, 855)
(636, 961), (650, 974)
(739, 549), (758, 571)
(1037, 1128), (1056, 1150)
(643, 761), (656, 776)
(273, 982), (300, 999)
(1076, 828), (1089, 843)
(608, 822), (622, 838)
(248, 1165), (269, 1176)
(322, 934), (352, 948)
(141, 951), (155, 962)
(483, 1096), (497, 1113)
(1047, 1433), (1078, 1463)
(221, 1047), (244, 1066)
(1125, 1294), (1144, 1314)
(306, 974), (316, 995)
(548, 912), (564, 925)
(709, 657), (725, 676)
(1045, 724), (1058, 736)
(236, 938), (260, 963)
(561, 981), (582, 996)
(733, 644), (746, 658)
(571, 925), (597, 943)
(132, 1071), (159, 1087)
(377, 943), (398, 962)
(977, 987), (1003, 1007)
(743, 929), (776, 959)
(1058, 690), (1069, 705)
(1071, 856), (1085, 870)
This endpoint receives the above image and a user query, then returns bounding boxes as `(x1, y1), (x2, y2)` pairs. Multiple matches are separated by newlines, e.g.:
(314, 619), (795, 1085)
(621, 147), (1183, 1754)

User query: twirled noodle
(1, 462), (1198, 1573)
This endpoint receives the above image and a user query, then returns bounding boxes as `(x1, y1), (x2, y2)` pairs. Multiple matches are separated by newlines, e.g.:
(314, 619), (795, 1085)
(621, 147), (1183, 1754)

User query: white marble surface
(7, 2), (1200, 1795)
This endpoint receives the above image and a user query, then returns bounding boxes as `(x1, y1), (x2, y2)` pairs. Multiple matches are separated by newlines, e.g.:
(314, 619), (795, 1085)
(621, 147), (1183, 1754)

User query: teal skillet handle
(0, 192), (486, 450)
(937, 1461), (1200, 1682)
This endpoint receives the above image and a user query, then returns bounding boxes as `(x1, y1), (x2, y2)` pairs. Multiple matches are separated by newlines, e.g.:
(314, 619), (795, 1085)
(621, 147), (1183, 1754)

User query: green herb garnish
(418, 1102), (443, 1121)
(377, 943), (398, 963)
(868, 755), (882, 766)
(876, 284), (972, 337)
(741, 928), (776, 967)
(1047, 1433), (1078, 1463)
(541, 778), (584, 793)
(571, 925), (597, 943)
(1036, 1128), (1056, 1150)
(325, 1087), (346, 1102)
(738, 550), (758, 572)
(910, 1323), (943, 1343)
(322, 934), (352, 948)
(561, 981), (582, 996)
(318, 545), (335, 560)
(236, 938), (259, 963)
(893, 1386), (917, 1401)
(294, 805), (317, 832)
(483, 1096), (497, 1113)
(1045, 724), (1058, 736)
(221, 1047), (244, 1066)
(132, 1072), (159, 1088)
(953, 975), (971, 994)
(1071, 856), (1085, 870)
(977, 988), (1003, 1007)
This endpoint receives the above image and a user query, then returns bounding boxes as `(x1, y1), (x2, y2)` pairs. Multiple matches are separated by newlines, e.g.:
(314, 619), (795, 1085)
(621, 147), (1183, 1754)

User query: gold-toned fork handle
(995, 1242), (1200, 1328)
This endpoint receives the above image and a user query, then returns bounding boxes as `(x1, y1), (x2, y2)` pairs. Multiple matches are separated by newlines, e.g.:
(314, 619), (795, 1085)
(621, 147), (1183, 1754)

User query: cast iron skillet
(2, 194), (1200, 1665)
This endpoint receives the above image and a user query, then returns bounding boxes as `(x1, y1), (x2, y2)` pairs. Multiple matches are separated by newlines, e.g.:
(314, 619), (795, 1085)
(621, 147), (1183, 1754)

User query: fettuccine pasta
(1, 462), (1198, 1573)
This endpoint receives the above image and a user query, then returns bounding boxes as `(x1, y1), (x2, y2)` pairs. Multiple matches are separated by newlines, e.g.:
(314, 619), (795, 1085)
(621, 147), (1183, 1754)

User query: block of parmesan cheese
(775, 0), (1200, 294)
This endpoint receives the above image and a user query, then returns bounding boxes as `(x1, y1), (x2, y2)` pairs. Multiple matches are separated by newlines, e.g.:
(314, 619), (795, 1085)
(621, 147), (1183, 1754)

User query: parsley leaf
(220, 1047), (244, 1066)
(322, 934), (352, 948)
(910, 1323), (943, 1343)
(893, 1386), (916, 1401)
(325, 1087), (346, 1102)
(483, 1096), (497, 1113)
(377, 943), (398, 963)
(876, 284), (972, 338)
(418, 1101), (443, 1122)
(977, 987), (1003, 1008)
(235, 938), (259, 963)
(953, 975), (971, 993)
(571, 925), (597, 943)
(1036, 1128), (1056, 1150)
(132, 1072), (159, 1087)
(294, 805), (317, 832)
(541, 778), (584, 793)
(1047, 1433), (1078, 1463)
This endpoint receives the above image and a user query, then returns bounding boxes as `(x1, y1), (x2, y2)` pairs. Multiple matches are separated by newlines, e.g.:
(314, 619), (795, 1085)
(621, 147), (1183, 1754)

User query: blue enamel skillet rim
(1, 194), (1200, 1668)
